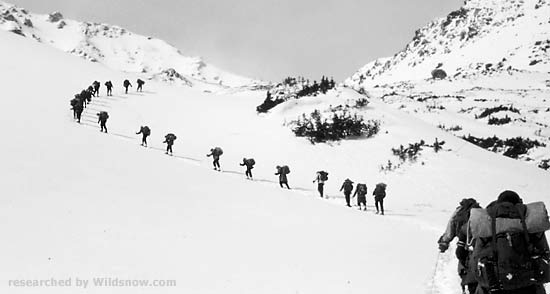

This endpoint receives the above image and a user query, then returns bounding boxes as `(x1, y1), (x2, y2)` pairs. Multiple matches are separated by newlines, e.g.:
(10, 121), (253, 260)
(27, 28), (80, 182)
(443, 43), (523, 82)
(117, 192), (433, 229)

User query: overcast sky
(12, 0), (460, 81)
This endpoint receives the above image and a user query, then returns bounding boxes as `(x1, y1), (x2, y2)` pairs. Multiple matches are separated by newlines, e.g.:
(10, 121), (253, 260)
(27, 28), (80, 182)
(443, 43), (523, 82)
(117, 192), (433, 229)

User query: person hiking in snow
(136, 79), (145, 92)
(93, 81), (100, 96)
(97, 111), (109, 133)
(88, 85), (96, 97)
(313, 171), (328, 198)
(123, 79), (132, 94)
(438, 198), (481, 294)
(136, 126), (151, 147)
(70, 97), (79, 119)
(80, 89), (92, 106)
(353, 183), (368, 211)
(340, 179), (354, 207)
(373, 183), (386, 215)
(206, 147), (223, 171)
(73, 102), (84, 123)
(470, 191), (550, 294)
(240, 158), (255, 180)
(105, 81), (113, 96)
(275, 165), (290, 189)
(163, 133), (176, 155)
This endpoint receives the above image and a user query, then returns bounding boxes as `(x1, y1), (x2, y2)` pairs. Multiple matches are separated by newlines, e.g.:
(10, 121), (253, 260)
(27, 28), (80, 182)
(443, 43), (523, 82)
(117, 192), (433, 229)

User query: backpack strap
(515, 205), (534, 253)
(490, 215), (500, 288)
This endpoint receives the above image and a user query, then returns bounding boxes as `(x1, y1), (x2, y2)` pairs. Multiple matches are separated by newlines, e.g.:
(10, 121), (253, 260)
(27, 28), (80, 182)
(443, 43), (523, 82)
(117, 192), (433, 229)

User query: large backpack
(318, 171), (328, 181)
(374, 183), (386, 198)
(469, 202), (550, 291)
(452, 198), (480, 237)
(142, 126), (151, 136)
(246, 158), (256, 166)
(281, 165), (290, 174)
(165, 133), (177, 141)
(70, 99), (78, 107)
(356, 183), (367, 194)
(343, 180), (354, 192)
(98, 111), (109, 120)
(213, 147), (223, 156)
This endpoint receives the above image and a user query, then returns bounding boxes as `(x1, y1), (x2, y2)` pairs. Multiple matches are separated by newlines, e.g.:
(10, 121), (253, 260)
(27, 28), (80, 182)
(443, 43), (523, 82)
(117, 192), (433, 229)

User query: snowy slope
(0, 30), (440, 294)
(0, 11), (549, 294)
(0, 1), (262, 89)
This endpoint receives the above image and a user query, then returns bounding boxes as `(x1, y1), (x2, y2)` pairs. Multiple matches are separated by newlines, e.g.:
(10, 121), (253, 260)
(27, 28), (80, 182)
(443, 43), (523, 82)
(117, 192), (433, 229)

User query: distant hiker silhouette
(93, 81), (100, 96)
(373, 183), (386, 215)
(70, 97), (79, 119)
(353, 183), (368, 211)
(105, 81), (113, 96)
(136, 79), (145, 92)
(240, 158), (255, 179)
(340, 179), (354, 207)
(97, 111), (109, 133)
(80, 89), (92, 106)
(207, 147), (223, 171)
(313, 171), (328, 198)
(123, 79), (132, 94)
(163, 133), (176, 155)
(96, 111), (109, 133)
(88, 85), (96, 97)
(275, 165), (290, 189)
(136, 126), (151, 147)
(71, 97), (83, 123)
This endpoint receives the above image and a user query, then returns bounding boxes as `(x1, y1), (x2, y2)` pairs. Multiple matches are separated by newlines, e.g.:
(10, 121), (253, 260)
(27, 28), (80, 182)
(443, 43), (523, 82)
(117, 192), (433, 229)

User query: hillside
(0, 1), (263, 89)
(2, 24), (550, 293)
(344, 0), (550, 170)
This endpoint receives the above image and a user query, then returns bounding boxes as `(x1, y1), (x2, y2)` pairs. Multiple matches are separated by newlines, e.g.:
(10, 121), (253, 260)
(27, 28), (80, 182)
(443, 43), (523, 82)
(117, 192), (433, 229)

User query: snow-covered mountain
(0, 1), (262, 89)
(346, 0), (550, 86)
(343, 0), (550, 170)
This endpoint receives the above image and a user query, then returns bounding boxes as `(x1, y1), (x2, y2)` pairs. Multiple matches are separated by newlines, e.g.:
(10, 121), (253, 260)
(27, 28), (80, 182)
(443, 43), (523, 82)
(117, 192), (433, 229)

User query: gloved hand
(438, 242), (449, 253)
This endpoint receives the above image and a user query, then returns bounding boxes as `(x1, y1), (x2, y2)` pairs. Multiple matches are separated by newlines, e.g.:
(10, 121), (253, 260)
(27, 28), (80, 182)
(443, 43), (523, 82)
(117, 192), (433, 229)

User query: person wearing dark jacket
(70, 97), (79, 119)
(87, 85), (96, 97)
(105, 81), (113, 96)
(473, 191), (550, 294)
(438, 198), (481, 294)
(93, 81), (100, 96)
(73, 103), (83, 123)
(340, 179), (354, 207)
(240, 158), (255, 179)
(97, 112), (108, 133)
(353, 184), (368, 211)
(207, 148), (222, 171)
(275, 166), (290, 189)
(136, 126), (150, 147)
(373, 183), (386, 215)
(163, 134), (176, 155)
(136, 79), (145, 92)
(80, 89), (92, 106)
(123, 79), (132, 94)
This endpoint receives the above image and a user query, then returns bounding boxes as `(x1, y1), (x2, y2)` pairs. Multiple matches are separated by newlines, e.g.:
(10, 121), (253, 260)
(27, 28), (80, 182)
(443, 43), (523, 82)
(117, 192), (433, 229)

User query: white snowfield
(1, 28), (549, 294)
(0, 1), (263, 89)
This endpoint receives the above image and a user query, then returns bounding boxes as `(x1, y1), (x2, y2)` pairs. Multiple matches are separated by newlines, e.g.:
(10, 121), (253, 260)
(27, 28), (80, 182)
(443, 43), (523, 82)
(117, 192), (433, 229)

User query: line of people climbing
(70, 79), (146, 130)
(69, 79), (388, 212)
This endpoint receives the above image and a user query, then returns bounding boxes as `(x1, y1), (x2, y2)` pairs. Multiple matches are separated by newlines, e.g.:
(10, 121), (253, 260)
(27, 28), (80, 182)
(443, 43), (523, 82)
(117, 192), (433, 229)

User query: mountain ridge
(0, 1), (264, 89)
